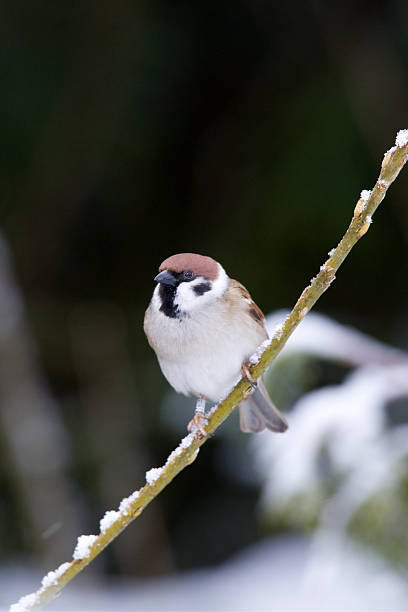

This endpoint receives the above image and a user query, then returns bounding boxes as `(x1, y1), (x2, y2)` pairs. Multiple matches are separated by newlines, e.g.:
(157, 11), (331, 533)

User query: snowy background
(5, 311), (408, 610)
(2, 2), (408, 611)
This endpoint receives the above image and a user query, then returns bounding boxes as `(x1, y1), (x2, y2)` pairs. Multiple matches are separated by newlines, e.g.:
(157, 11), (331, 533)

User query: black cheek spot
(193, 282), (211, 296)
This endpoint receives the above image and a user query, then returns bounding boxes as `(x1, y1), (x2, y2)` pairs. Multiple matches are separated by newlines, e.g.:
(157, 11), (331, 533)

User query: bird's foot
(188, 396), (210, 438)
(241, 362), (257, 397)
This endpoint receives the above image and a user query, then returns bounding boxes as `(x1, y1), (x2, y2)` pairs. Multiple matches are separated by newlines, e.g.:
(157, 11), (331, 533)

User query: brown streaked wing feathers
(226, 279), (266, 330)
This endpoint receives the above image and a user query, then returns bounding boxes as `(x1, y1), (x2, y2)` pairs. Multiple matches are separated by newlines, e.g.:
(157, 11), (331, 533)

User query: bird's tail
(239, 378), (288, 433)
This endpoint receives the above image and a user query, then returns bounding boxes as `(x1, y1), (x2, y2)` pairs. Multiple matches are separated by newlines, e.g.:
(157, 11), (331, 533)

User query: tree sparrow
(144, 253), (288, 434)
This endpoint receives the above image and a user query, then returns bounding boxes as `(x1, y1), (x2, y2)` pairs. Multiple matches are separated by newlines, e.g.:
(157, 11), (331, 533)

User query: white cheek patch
(174, 264), (229, 313)
(174, 281), (200, 312)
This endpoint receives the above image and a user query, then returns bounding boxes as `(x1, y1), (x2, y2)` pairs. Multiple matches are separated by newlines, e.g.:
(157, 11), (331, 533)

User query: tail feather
(239, 378), (288, 434)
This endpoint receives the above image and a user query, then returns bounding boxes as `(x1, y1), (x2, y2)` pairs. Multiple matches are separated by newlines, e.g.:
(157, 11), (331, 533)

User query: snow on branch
(9, 130), (408, 611)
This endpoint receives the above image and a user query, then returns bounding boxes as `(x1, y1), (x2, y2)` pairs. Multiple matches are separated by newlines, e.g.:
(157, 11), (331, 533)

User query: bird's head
(154, 253), (228, 318)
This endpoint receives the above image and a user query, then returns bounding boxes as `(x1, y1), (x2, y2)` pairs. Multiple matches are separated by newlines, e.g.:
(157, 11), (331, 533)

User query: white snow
(249, 316), (289, 366)
(264, 310), (404, 367)
(384, 145), (397, 160)
(6, 311), (408, 612)
(5, 535), (408, 611)
(273, 320), (285, 338)
(166, 433), (195, 464)
(9, 592), (39, 612)
(249, 338), (271, 365)
(327, 248), (335, 257)
(165, 446), (184, 464)
(10, 428), (200, 611)
(366, 215), (372, 224)
(144, 432), (197, 488)
(40, 562), (71, 589)
(206, 402), (220, 418)
(255, 363), (408, 506)
(395, 129), (408, 147)
(99, 510), (120, 533)
(8, 561), (72, 610)
(72, 534), (98, 561)
(118, 490), (140, 516)
(360, 189), (371, 201)
(254, 311), (408, 534)
(145, 467), (163, 485)
(178, 432), (195, 449)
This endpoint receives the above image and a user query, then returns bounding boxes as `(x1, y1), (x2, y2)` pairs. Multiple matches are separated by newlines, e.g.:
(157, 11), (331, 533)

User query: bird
(144, 253), (288, 435)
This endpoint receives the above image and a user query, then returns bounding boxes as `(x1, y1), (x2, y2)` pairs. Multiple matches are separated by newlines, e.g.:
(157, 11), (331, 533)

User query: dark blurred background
(1, 0), (408, 588)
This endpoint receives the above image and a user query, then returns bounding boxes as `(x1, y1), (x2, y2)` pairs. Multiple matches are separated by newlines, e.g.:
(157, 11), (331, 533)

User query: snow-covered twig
(250, 130), (408, 383)
(9, 130), (408, 611)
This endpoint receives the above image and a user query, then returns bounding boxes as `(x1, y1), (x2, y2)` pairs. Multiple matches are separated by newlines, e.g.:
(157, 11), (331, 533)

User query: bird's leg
(188, 395), (210, 438)
(196, 395), (206, 413)
(241, 362), (257, 397)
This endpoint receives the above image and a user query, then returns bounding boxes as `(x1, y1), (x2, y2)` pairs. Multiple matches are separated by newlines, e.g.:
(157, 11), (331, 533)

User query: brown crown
(159, 253), (219, 281)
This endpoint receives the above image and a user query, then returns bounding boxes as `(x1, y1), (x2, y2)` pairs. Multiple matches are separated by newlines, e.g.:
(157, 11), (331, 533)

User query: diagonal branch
(10, 130), (408, 612)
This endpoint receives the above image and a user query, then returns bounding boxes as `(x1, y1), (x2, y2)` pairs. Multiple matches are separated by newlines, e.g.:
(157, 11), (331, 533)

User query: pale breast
(145, 293), (267, 402)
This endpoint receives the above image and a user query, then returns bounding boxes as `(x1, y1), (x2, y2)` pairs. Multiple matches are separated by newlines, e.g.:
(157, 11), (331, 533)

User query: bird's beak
(154, 270), (177, 286)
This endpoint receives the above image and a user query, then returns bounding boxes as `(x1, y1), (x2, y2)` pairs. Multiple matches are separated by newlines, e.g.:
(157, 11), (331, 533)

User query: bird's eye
(183, 270), (194, 281)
